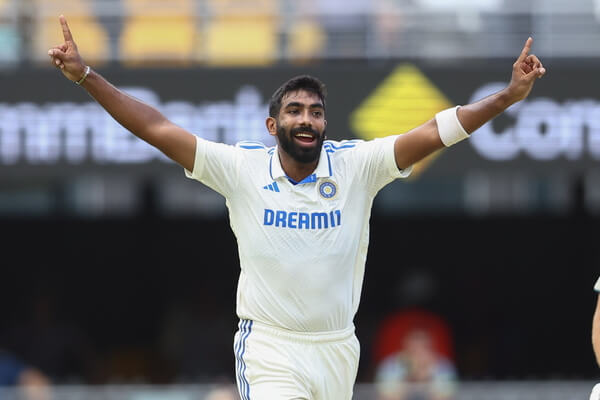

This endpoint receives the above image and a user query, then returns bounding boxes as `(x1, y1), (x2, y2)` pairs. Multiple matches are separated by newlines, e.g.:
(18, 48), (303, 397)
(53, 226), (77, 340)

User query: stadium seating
(286, 19), (326, 64)
(201, 0), (278, 66)
(31, 0), (110, 64)
(119, 0), (198, 66)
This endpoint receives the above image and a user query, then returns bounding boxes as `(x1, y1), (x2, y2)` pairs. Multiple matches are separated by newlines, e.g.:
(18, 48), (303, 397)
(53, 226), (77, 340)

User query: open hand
(47, 15), (87, 83)
(506, 37), (546, 102)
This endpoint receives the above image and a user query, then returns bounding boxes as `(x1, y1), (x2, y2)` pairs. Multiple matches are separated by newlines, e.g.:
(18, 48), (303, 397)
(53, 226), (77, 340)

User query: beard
(276, 124), (326, 164)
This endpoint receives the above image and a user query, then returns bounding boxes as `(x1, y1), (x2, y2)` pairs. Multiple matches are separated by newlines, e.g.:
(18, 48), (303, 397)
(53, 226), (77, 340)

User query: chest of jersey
(252, 177), (344, 231)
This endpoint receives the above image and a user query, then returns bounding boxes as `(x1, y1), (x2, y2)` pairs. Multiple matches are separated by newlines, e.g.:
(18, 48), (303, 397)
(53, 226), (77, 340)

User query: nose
(299, 109), (312, 126)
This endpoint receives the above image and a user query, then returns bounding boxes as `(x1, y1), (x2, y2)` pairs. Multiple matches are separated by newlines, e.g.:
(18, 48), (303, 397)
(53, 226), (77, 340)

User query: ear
(266, 117), (277, 137)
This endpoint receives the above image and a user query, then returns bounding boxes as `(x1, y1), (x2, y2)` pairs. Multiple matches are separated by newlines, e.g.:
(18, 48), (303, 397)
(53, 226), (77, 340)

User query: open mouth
(294, 132), (317, 144)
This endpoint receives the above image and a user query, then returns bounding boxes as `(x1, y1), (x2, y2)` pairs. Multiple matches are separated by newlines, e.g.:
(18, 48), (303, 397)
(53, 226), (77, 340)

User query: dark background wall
(1, 212), (598, 383)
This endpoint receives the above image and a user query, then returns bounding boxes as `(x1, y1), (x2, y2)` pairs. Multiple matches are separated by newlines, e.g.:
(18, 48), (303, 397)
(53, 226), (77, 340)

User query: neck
(277, 148), (319, 183)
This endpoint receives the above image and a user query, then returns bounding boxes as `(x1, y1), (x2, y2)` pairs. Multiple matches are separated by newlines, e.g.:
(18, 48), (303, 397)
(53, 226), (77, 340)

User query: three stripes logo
(263, 181), (280, 192)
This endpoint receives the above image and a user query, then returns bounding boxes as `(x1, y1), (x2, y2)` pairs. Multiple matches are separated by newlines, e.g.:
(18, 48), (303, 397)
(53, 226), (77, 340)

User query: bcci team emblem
(318, 180), (337, 199)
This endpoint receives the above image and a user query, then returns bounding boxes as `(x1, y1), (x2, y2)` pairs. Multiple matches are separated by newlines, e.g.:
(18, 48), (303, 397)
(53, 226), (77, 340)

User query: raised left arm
(393, 37), (545, 170)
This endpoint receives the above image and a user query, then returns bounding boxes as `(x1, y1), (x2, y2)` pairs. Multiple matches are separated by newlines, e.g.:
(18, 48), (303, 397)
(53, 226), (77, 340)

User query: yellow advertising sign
(350, 64), (452, 178)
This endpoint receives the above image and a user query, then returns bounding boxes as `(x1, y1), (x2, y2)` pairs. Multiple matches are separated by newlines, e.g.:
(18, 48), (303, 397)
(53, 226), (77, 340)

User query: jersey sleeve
(184, 136), (241, 198)
(350, 135), (412, 195)
(595, 276), (600, 292)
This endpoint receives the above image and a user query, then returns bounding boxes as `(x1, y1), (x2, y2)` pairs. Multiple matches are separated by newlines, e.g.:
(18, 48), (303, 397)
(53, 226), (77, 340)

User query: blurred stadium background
(1, 0), (600, 399)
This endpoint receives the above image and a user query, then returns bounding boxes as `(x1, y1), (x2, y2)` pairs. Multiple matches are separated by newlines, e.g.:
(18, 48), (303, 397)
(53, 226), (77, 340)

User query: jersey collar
(269, 145), (333, 183)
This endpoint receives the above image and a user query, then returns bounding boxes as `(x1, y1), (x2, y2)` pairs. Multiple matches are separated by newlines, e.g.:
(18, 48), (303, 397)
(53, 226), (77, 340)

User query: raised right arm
(48, 15), (196, 171)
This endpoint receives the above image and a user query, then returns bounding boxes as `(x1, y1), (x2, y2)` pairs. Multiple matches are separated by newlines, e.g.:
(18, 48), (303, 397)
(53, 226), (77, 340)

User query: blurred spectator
(372, 268), (456, 400)
(4, 292), (98, 383)
(372, 308), (454, 370)
(0, 349), (51, 400)
(375, 327), (457, 400)
(204, 384), (239, 400)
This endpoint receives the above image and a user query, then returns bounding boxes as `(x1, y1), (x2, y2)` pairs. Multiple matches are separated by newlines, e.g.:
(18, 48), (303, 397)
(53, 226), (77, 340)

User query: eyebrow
(284, 102), (324, 109)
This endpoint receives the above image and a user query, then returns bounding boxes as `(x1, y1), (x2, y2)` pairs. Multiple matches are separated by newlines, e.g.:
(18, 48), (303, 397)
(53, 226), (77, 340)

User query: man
(0, 349), (51, 400)
(375, 327), (456, 400)
(48, 15), (545, 400)
(591, 277), (600, 400)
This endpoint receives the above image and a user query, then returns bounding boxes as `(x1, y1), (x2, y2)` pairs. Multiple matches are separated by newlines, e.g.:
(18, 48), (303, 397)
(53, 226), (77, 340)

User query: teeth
(296, 133), (313, 138)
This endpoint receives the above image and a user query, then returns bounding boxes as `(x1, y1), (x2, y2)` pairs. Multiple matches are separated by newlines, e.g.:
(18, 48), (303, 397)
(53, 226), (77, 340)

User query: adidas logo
(262, 181), (280, 192)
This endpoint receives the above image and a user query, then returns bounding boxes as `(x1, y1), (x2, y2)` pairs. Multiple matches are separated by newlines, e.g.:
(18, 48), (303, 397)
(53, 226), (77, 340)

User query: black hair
(268, 75), (327, 118)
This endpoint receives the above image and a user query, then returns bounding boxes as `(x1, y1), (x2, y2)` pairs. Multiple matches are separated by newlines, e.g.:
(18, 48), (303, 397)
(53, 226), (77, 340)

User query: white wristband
(435, 106), (469, 147)
(595, 277), (600, 292)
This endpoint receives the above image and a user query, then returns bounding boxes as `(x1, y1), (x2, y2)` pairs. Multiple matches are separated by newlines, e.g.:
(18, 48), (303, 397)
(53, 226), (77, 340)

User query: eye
(312, 111), (323, 117)
(288, 109), (299, 115)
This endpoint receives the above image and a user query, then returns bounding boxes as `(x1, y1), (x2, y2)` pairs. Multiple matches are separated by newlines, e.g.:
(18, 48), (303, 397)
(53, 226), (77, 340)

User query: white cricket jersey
(595, 277), (600, 292)
(185, 136), (411, 332)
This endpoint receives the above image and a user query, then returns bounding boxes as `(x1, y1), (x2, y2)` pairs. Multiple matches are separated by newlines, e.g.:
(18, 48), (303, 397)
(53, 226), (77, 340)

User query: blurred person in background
(370, 269), (454, 373)
(591, 276), (600, 400)
(4, 292), (98, 383)
(47, 13), (545, 400)
(204, 384), (239, 400)
(0, 349), (51, 400)
(375, 326), (456, 400)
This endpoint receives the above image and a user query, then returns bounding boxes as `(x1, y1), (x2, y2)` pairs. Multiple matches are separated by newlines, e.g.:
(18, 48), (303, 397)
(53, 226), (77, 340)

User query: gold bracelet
(75, 66), (91, 86)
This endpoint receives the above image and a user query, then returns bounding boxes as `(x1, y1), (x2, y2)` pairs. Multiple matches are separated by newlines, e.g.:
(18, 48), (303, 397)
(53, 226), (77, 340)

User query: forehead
(281, 89), (323, 107)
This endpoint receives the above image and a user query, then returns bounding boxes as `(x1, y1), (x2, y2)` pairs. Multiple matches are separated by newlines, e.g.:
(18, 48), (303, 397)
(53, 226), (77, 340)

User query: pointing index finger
(517, 37), (533, 63)
(59, 15), (73, 43)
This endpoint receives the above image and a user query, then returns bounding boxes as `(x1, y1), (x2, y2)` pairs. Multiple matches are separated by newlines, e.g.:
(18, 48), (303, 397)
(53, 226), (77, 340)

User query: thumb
(48, 48), (67, 61)
(537, 67), (546, 77)
(524, 67), (545, 81)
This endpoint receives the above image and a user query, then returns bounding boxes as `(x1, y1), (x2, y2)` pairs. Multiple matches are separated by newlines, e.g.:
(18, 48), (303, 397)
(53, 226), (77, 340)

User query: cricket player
(591, 277), (600, 400)
(48, 15), (545, 400)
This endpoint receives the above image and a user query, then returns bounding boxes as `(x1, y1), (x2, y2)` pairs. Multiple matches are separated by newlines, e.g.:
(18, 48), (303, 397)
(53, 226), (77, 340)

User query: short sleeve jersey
(186, 136), (411, 332)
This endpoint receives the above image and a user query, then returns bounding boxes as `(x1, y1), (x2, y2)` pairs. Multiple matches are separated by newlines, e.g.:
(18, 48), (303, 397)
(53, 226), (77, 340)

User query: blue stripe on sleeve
(323, 142), (356, 150)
